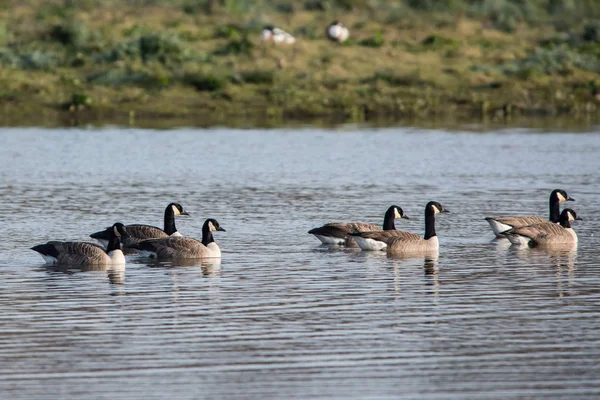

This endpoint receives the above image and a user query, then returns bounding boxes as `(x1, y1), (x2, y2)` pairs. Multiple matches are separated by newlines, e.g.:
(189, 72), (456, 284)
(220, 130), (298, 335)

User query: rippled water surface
(1, 126), (599, 399)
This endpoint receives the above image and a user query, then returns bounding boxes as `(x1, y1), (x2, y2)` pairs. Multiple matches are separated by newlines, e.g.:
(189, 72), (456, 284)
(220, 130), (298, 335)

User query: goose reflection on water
(388, 253), (440, 298)
(509, 243), (578, 298)
(43, 263), (126, 285)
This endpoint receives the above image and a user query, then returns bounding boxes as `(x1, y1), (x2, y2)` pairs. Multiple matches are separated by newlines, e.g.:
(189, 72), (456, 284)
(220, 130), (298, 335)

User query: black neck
(549, 195), (560, 223)
(382, 209), (396, 230)
(559, 214), (571, 228)
(107, 232), (121, 253)
(201, 223), (214, 246)
(424, 209), (436, 240)
(164, 206), (177, 235)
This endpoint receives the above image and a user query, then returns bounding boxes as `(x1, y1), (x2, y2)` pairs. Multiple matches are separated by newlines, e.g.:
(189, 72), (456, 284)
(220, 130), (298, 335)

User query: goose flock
(261, 20), (350, 45)
(31, 189), (582, 266)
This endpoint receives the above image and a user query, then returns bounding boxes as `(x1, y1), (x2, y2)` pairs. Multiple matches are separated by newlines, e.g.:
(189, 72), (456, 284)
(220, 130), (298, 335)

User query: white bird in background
(262, 26), (296, 44)
(326, 21), (349, 43)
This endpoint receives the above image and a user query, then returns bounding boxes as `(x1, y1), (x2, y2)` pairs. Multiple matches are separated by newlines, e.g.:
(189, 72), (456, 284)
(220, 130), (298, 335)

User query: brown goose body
(32, 223), (126, 266)
(132, 219), (225, 260)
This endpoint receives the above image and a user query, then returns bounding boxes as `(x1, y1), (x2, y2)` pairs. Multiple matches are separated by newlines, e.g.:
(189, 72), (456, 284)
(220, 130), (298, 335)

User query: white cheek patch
(172, 205), (180, 215)
(394, 208), (401, 219)
(432, 205), (440, 214)
(557, 193), (566, 202)
(568, 212), (575, 221)
(208, 221), (216, 231)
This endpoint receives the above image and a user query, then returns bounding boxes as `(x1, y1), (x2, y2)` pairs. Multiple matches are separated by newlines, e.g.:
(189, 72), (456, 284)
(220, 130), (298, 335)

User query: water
(0, 126), (599, 399)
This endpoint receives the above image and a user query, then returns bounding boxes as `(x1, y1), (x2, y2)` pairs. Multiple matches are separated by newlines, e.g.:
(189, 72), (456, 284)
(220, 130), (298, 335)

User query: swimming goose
(308, 205), (409, 247)
(501, 208), (582, 247)
(326, 21), (349, 43)
(352, 201), (449, 254)
(131, 218), (225, 259)
(485, 189), (574, 237)
(262, 26), (296, 44)
(90, 202), (189, 248)
(32, 223), (126, 265)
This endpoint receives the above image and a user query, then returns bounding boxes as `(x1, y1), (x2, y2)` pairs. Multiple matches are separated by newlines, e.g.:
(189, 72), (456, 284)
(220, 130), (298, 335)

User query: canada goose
(32, 223), (126, 265)
(352, 201), (449, 254)
(485, 189), (574, 237)
(131, 218), (225, 259)
(261, 26), (295, 44)
(308, 205), (409, 247)
(501, 208), (582, 247)
(326, 21), (349, 43)
(90, 202), (189, 248)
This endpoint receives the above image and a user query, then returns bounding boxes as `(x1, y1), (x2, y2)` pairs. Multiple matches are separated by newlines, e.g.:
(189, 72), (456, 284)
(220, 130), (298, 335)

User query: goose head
(561, 208), (582, 223)
(552, 189), (574, 203)
(168, 202), (189, 216)
(426, 201), (450, 215)
(206, 219), (226, 232)
(388, 205), (409, 220)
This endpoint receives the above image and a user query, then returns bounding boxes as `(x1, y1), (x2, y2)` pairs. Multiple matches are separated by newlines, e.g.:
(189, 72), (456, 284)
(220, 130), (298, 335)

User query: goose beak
(402, 215), (410, 219)
(442, 208), (450, 213)
(217, 227), (226, 232)
(576, 216), (583, 221)
(181, 211), (190, 216)
(567, 197), (575, 201)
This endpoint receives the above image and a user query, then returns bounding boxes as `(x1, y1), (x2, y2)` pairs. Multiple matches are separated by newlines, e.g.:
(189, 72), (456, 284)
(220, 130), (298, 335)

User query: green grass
(2, 0), (600, 125)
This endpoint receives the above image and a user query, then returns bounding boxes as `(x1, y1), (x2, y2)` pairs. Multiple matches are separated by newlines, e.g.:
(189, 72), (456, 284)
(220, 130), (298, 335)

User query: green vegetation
(2, 0), (600, 126)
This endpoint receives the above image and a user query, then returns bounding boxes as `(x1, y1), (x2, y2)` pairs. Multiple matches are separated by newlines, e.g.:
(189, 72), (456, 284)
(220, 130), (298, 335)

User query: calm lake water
(0, 126), (599, 399)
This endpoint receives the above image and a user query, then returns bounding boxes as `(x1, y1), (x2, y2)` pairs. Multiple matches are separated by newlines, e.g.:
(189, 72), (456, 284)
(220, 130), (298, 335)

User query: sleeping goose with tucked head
(90, 202), (189, 248)
(308, 205), (409, 247)
(352, 201), (449, 255)
(131, 218), (225, 260)
(485, 189), (574, 238)
(262, 26), (295, 44)
(501, 208), (582, 247)
(32, 223), (127, 265)
(326, 21), (349, 43)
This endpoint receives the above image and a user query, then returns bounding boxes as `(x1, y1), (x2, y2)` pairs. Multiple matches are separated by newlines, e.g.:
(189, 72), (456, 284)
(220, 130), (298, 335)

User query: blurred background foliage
(2, 0), (600, 122)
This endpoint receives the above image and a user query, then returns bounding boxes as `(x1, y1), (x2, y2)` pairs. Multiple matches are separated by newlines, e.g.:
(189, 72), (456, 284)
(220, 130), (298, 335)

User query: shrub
(237, 70), (275, 84)
(184, 73), (226, 91)
(19, 51), (60, 70)
(139, 33), (191, 63)
(49, 20), (88, 48)
(358, 31), (384, 48)
(369, 70), (429, 87)
(473, 0), (524, 33)
(97, 33), (193, 64)
(214, 36), (253, 56)
(504, 46), (600, 77)
(583, 21), (600, 43)
(214, 24), (245, 40)
(71, 93), (92, 108)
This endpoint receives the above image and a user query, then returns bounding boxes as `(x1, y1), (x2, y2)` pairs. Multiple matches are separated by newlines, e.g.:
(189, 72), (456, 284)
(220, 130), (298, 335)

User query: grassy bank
(2, 0), (600, 126)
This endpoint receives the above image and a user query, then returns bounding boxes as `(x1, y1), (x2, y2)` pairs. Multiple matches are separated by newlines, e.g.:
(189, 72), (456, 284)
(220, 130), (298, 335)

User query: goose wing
(123, 224), (168, 239)
(488, 215), (546, 229)
(508, 222), (574, 245)
(353, 230), (418, 243)
(139, 237), (210, 259)
(309, 222), (381, 238)
(48, 241), (110, 265)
